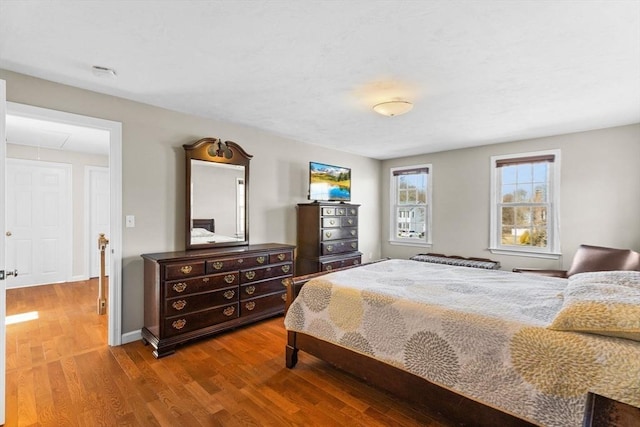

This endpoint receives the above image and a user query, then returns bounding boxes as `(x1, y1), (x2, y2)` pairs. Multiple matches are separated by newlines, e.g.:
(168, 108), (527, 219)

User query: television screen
(308, 161), (351, 202)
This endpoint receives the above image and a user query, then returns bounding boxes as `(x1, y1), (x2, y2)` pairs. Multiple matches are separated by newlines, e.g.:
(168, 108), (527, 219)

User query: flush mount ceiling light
(91, 65), (117, 78)
(372, 100), (413, 117)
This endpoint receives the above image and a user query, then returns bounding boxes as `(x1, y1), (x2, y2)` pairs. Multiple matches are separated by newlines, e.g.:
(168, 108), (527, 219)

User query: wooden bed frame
(192, 218), (215, 232)
(283, 261), (639, 427)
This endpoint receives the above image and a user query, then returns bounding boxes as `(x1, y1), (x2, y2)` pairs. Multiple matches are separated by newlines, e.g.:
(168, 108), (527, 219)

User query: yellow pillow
(549, 271), (640, 341)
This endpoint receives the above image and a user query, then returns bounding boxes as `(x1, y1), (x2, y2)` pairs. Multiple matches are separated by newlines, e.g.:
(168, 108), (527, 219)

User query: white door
(5, 159), (71, 288)
(88, 166), (110, 278)
(1, 78), (8, 425)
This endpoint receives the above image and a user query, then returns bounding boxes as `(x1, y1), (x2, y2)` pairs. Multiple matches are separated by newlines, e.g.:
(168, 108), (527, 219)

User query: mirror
(184, 138), (252, 250)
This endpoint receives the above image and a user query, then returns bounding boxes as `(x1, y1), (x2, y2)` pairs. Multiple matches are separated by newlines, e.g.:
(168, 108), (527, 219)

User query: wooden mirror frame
(184, 137), (253, 250)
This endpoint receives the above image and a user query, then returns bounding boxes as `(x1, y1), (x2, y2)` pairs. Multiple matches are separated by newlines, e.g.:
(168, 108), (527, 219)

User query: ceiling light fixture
(372, 100), (413, 117)
(91, 65), (117, 78)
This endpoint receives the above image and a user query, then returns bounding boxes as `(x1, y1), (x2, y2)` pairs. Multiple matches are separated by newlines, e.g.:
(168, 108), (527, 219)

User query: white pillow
(549, 270), (640, 341)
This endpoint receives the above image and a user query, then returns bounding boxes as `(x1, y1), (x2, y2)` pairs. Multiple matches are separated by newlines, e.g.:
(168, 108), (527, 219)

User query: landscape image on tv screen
(309, 162), (351, 201)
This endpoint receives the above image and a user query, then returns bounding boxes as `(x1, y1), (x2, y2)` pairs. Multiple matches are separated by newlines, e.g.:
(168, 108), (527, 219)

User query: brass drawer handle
(224, 274), (235, 284)
(347, 219), (354, 225)
(329, 219), (336, 225)
(223, 306), (235, 316)
(281, 279), (287, 287)
(256, 256), (266, 264)
(212, 261), (223, 270)
(173, 282), (187, 293)
(172, 319), (186, 330)
(350, 209), (356, 215)
(245, 285), (256, 295)
(223, 290), (235, 299)
(326, 209), (334, 215)
(180, 265), (193, 274)
(325, 265), (333, 271)
(202, 277), (209, 283)
(245, 271), (256, 280)
(350, 230), (356, 236)
(326, 245), (333, 252)
(281, 265), (290, 273)
(351, 242), (357, 249)
(325, 231), (332, 238)
(337, 209), (345, 215)
(237, 259), (244, 264)
(245, 301), (256, 311)
(281, 294), (286, 301)
(172, 300), (187, 311)
(277, 253), (286, 261)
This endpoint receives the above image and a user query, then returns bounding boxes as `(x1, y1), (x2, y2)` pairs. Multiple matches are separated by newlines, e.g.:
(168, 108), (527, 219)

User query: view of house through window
(390, 165), (431, 245)
(491, 151), (560, 256)
(499, 160), (549, 247)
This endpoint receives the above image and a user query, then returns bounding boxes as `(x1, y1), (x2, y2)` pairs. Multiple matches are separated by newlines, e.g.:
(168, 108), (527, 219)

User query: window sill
(389, 240), (432, 248)
(488, 248), (562, 260)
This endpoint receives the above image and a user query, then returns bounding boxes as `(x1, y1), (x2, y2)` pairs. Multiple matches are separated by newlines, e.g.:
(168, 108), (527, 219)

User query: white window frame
(489, 149), (561, 259)
(389, 164), (432, 247)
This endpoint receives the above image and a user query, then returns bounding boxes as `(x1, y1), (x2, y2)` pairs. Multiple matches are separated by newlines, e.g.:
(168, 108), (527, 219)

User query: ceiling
(5, 114), (110, 156)
(1, 0), (639, 160)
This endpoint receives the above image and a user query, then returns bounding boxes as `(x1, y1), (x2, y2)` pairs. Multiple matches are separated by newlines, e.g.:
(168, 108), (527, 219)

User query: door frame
(6, 101), (123, 346)
(1, 78), (7, 426)
(85, 165), (110, 279)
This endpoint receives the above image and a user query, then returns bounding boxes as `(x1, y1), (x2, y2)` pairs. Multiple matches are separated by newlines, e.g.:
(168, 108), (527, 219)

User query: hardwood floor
(5, 280), (453, 426)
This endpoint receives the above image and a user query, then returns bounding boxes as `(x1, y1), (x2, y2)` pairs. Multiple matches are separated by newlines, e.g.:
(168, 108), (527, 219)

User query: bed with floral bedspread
(284, 259), (640, 427)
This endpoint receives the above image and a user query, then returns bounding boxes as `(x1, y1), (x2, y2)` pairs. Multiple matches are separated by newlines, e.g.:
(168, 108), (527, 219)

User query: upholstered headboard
(192, 218), (215, 233)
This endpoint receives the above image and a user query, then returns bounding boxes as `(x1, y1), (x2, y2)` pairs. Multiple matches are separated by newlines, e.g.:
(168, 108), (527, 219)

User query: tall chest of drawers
(296, 203), (361, 275)
(141, 243), (294, 358)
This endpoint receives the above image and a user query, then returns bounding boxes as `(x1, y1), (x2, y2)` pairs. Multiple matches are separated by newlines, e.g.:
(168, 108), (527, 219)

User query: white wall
(0, 69), (382, 334)
(381, 124), (640, 271)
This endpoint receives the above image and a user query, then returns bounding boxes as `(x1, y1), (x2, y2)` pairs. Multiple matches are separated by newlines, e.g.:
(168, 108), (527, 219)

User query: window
(389, 165), (432, 246)
(490, 150), (561, 258)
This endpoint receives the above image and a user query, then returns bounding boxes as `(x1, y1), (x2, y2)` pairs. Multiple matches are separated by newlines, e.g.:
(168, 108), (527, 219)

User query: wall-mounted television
(308, 161), (351, 202)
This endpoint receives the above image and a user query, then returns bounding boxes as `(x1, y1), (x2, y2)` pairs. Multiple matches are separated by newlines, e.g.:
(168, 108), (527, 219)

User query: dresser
(141, 243), (295, 358)
(296, 203), (361, 275)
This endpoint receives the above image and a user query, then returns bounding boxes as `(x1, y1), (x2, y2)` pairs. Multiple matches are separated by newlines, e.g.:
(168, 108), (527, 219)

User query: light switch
(126, 215), (135, 228)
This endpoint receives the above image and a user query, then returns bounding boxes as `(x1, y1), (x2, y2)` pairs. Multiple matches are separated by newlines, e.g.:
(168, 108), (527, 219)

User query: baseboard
(121, 329), (142, 345)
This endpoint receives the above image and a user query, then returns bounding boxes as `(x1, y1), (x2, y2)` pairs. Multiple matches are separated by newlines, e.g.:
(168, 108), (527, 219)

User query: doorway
(4, 102), (122, 346)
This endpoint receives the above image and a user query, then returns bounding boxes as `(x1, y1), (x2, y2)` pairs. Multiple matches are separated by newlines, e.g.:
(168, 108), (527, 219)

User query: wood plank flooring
(5, 280), (453, 426)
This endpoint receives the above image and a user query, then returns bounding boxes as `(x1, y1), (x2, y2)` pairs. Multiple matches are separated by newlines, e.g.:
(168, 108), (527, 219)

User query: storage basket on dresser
(141, 243), (294, 358)
(296, 203), (361, 275)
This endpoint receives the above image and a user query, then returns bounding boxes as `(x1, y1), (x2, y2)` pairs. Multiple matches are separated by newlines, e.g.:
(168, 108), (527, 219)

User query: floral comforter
(284, 259), (640, 427)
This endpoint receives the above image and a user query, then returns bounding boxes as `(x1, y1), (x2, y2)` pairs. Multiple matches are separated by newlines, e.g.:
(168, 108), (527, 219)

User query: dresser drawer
(269, 251), (293, 264)
(322, 217), (341, 228)
(165, 272), (239, 297)
(240, 262), (293, 283)
(206, 253), (270, 273)
(239, 292), (286, 317)
(321, 227), (358, 241)
(322, 207), (347, 216)
(165, 260), (206, 280)
(321, 254), (362, 272)
(321, 240), (358, 255)
(342, 216), (357, 227)
(164, 304), (238, 337)
(164, 286), (238, 316)
(240, 276), (289, 300)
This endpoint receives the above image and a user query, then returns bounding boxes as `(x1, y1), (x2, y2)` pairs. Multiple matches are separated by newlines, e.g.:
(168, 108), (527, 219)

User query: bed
(190, 218), (241, 244)
(284, 259), (640, 427)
